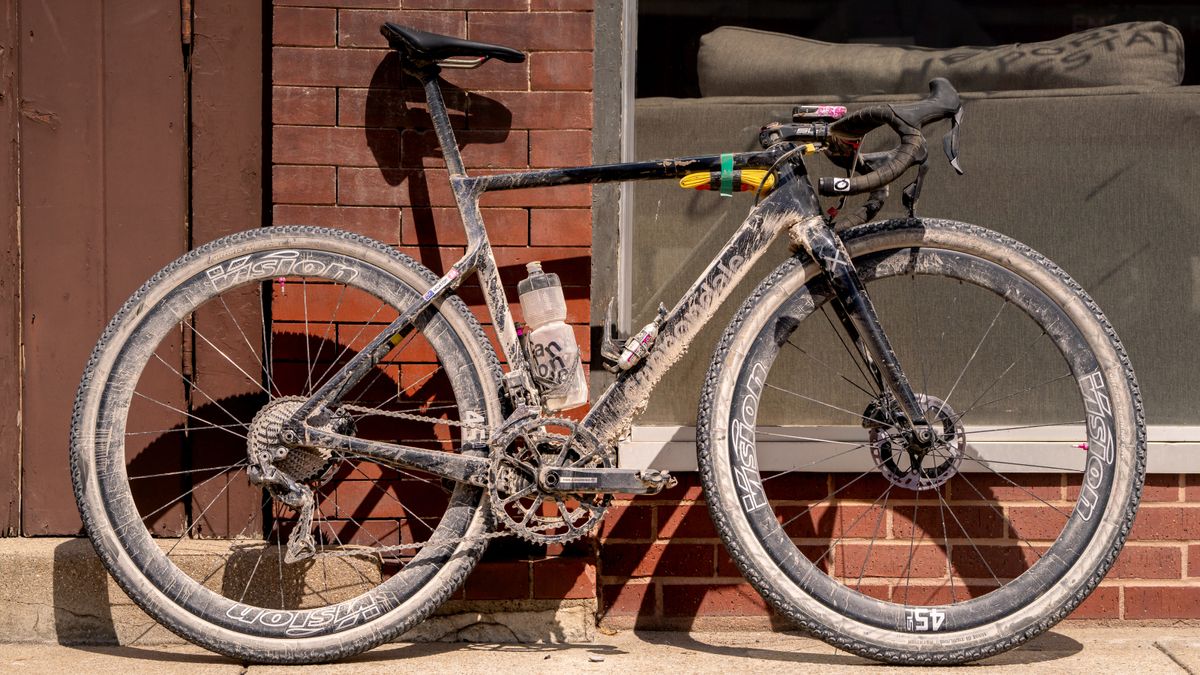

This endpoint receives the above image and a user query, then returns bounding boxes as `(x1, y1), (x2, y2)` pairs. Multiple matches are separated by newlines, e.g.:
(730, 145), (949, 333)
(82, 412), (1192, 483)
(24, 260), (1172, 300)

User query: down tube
(582, 191), (820, 448)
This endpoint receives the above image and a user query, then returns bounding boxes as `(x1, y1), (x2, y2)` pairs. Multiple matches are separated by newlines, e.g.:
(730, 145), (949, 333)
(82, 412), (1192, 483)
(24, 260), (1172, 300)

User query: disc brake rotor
(868, 393), (965, 491)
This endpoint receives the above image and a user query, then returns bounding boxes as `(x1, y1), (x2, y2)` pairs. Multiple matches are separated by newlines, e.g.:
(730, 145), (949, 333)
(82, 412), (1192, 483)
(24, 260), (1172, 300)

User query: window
(608, 2), (1199, 470)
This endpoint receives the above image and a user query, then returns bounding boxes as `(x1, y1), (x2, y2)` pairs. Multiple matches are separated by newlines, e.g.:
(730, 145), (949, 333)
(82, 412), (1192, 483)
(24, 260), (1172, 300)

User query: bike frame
(287, 70), (932, 483)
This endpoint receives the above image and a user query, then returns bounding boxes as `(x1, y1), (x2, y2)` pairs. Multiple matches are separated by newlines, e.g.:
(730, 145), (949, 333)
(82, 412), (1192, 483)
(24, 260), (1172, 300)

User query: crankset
(487, 407), (676, 544)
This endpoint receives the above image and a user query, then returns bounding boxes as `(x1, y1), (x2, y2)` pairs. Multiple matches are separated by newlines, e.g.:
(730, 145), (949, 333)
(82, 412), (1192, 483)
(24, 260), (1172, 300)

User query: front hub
(865, 393), (965, 491)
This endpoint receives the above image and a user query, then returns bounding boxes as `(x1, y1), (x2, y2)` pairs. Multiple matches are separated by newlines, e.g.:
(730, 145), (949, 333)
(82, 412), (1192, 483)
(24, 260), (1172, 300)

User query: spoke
(312, 498), (331, 598)
(310, 300), (391, 388)
(955, 328), (1048, 422)
(305, 284), (350, 394)
(821, 304), (880, 395)
(780, 456), (886, 530)
(785, 338), (875, 399)
(954, 373), (1073, 423)
(855, 486), (892, 591)
(765, 383), (885, 426)
(275, 502), (285, 607)
(261, 284), (276, 400)
(348, 463), (439, 534)
(129, 462), (247, 481)
(302, 279), (314, 394)
(238, 491), (273, 603)
(944, 458), (1049, 561)
(129, 461), (248, 525)
(126, 422), (247, 437)
(132, 390), (247, 441)
(808, 484), (893, 570)
(935, 299), (1008, 420)
(182, 317), (271, 397)
(193, 505), (262, 592)
(217, 293), (280, 398)
(949, 454), (1070, 518)
(755, 429), (867, 446)
(165, 467), (239, 557)
(902, 486), (921, 605)
(960, 419), (1086, 437)
(147, 353), (251, 435)
(936, 482), (955, 603)
(959, 455), (1082, 474)
(319, 510), (383, 587)
(910, 273), (930, 403)
(933, 485), (1002, 587)
(761, 441), (871, 483)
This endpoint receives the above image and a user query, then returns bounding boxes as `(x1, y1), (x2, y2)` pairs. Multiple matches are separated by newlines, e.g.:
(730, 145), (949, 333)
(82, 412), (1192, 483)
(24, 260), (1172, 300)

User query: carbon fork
(790, 218), (936, 449)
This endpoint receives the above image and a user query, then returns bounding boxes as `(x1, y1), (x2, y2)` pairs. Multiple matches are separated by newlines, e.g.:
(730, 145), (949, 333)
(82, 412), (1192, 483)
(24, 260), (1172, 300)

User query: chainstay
(312, 403), (493, 558)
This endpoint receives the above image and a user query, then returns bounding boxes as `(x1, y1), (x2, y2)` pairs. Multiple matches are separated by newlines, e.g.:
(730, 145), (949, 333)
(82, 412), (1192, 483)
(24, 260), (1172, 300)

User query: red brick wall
(271, 0), (596, 606)
(599, 473), (1200, 626)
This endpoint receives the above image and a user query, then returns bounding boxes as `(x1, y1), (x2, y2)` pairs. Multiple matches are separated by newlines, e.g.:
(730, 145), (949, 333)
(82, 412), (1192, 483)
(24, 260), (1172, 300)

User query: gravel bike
(70, 23), (1145, 665)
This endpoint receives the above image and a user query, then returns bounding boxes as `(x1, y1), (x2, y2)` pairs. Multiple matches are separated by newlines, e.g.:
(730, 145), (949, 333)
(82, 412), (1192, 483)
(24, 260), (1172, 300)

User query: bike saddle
(380, 23), (526, 65)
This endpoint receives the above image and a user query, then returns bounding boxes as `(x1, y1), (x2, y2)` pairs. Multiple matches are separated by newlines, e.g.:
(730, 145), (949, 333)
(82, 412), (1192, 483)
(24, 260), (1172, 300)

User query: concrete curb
(0, 538), (595, 645)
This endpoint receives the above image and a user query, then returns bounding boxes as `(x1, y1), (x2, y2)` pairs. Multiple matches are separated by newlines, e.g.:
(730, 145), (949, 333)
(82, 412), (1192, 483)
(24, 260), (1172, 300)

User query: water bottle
(518, 261), (588, 411)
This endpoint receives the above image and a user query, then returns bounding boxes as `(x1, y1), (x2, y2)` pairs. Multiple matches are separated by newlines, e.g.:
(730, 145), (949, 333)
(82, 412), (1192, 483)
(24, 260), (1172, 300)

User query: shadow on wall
(361, 53), (590, 349)
(53, 331), (465, 644)
(363, 54), (513, 268)
(598, 470), (1076, 631)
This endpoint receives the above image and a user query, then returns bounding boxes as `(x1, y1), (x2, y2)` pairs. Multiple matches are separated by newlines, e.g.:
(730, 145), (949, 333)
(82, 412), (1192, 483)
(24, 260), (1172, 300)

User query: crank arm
(538, 466), (677, 495)
(300, 426), (491, 487)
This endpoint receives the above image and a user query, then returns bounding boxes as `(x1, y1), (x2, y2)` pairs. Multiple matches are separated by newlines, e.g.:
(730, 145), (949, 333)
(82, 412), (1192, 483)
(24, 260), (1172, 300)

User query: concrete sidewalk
(3, 626), (1199, 674)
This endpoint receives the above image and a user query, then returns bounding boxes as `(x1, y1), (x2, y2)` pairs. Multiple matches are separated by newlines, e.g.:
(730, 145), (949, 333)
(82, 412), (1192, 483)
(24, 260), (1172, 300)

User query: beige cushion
(698, 22), (1185, 97)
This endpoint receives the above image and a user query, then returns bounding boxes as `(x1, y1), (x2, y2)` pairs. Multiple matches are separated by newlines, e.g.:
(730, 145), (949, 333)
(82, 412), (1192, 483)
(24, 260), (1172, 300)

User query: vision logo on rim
(206, 251), (359, 291)
(731, 361), (768, 513)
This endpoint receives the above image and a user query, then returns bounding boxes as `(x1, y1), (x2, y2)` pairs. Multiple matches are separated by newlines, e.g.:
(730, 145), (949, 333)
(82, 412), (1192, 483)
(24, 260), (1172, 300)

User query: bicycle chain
(338, 403), (486, 430)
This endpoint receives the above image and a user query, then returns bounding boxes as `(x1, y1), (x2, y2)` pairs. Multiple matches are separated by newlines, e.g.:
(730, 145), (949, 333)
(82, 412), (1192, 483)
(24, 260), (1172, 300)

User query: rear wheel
(71, 227), (503, 663)
(698, 219), (1144, 664)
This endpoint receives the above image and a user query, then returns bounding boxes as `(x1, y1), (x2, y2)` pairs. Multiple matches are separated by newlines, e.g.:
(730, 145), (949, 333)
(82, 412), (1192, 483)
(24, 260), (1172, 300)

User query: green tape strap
(719, 153), (734, 197)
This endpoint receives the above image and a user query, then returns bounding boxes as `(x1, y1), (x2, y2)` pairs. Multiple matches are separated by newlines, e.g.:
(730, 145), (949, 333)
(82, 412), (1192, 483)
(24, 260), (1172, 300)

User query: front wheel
(698, 218), (1144, 664)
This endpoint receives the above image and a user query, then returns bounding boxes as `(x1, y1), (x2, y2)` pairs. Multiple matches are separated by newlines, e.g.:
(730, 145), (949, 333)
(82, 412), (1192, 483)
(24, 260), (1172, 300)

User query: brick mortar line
(600, 537), (1200, 546)
(612, 498), (1199, 506)
(596, 577), (1200, 587)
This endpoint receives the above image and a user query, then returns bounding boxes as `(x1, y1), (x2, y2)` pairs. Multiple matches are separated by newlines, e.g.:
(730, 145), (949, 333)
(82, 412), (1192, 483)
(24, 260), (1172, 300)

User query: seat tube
(420, 73), (467, 177)
(792, 218), (931, 432)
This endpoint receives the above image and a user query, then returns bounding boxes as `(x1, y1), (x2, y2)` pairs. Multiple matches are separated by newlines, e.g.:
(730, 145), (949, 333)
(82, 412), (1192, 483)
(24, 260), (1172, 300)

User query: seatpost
(420, 72), (467, 177)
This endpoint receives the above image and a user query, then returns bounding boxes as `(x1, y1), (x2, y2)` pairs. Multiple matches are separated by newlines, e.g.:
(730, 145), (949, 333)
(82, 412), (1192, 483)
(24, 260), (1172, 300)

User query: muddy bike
(71, 24), (1144, 665)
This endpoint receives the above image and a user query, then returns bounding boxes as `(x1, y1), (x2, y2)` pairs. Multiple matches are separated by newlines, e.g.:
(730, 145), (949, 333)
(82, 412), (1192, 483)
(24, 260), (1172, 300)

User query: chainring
(488, 417), (612, 545)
